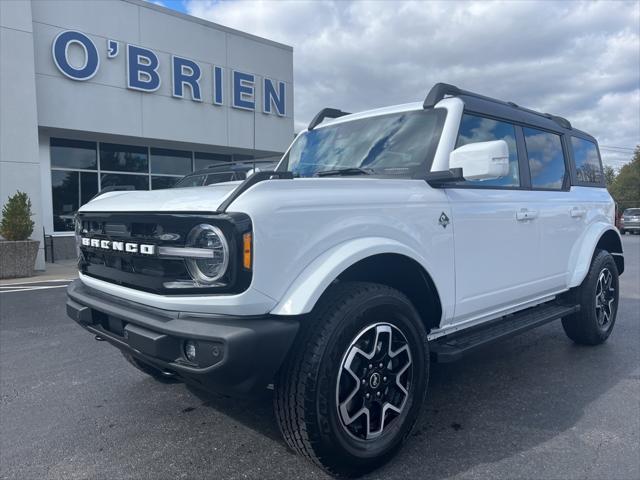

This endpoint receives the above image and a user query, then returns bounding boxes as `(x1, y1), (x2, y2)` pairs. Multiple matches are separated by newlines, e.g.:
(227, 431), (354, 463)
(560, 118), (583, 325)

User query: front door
(443, 113), (544, 326)
(447, 188), (544, 324)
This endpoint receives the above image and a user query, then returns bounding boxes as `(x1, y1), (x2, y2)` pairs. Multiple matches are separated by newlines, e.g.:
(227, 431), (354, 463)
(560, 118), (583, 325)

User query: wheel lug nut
(383, 376), (387, 382)
(365, 393), (370, 399)
(368, 364), (373, 369)
(376, 391), (381, 397)
(379, 363), (383, 368)
(361, 378), (366, 384)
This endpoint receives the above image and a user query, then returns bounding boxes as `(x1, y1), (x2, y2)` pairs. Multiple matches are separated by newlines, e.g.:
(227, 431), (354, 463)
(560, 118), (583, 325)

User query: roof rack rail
(307, 108), (351, 131)
(423, 82), (572, 130)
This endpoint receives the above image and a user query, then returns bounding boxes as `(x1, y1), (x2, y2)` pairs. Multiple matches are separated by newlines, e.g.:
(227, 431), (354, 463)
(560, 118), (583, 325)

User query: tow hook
(94, 334), (105, 341)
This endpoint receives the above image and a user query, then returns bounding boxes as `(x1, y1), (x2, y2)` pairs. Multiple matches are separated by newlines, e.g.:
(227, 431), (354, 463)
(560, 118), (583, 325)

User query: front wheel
(562, 249), (619, 345)
(274, 282), (428, 477)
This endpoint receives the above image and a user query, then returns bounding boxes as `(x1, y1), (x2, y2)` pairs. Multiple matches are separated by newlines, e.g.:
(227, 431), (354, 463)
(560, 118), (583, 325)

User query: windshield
(280, 109), (446, 178)
(624, 208), (640, 216)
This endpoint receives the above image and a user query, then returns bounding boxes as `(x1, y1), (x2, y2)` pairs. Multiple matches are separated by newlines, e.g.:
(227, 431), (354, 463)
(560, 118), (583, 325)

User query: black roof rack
(308, 108), (351, 131)
(423, 82), (572, 130)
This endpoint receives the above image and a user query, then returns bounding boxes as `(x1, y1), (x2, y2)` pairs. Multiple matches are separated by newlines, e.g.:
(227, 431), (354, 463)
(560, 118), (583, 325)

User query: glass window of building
(523, 127), (567, 190)
(50, 138), (99, 231)
(456, 114), (520, 187)
(150, 148), (192, 175)
(100, 143), (148, 173)
(49, 138), (263, 230)
(194, 151), (232, 171)
(50, 138), (97, 170)
(150, 148), (191, 189)
(51, 170), (98, 231)
(100, 173), (149, 190)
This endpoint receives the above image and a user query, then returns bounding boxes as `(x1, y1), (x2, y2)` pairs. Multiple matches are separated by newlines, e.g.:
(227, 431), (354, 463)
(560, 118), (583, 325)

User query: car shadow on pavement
(182, 291), (639, 480)
(185, 384), (284, 444)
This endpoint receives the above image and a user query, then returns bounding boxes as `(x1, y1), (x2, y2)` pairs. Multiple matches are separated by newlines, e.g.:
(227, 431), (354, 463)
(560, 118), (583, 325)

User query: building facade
(0, 0), (294, 269)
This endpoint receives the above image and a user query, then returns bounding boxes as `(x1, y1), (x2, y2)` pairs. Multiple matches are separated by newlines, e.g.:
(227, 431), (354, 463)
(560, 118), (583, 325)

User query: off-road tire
(274, 282), (429, 477)
(121, 352), (179, 383)
(562, 249), (619, 345)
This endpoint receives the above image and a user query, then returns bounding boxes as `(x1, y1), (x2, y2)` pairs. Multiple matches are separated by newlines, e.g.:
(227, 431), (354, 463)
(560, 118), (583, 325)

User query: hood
(79, 182), (242, 213)
(79, 177), (433, 215)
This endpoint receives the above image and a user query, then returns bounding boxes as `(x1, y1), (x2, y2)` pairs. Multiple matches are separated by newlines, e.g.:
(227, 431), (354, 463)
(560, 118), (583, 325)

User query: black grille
(77, 212), (252, 295)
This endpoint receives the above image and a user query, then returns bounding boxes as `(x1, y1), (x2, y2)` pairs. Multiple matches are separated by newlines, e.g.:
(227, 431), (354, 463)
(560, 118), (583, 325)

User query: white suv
(67, 83), (624, 476)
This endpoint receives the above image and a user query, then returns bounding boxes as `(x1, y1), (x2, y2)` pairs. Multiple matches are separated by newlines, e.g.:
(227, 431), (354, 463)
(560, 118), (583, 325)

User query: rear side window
(523, 127), (567, 190)
(571, 137), (603, 185)
(456, 114), (520, 187)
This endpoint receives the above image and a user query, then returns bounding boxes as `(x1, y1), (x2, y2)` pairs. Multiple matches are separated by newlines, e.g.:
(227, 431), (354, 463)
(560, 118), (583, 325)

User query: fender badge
(439, 212), (450, 228)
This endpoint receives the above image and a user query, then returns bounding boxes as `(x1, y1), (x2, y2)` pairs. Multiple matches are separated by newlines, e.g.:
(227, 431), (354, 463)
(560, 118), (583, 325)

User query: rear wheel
(274, 282), (428, 477)
(562, 249), (619, 345)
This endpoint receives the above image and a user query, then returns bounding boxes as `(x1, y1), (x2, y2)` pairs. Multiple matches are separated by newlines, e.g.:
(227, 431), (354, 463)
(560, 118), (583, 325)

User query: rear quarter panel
(567, 186), (618, 287)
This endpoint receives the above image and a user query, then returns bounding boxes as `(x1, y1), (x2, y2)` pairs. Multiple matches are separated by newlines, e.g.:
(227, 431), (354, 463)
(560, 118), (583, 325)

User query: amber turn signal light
(243, 232), (252, 270)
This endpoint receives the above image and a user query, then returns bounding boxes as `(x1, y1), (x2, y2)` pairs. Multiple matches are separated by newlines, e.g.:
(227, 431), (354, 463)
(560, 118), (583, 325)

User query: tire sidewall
(583, 252), (619, 341)
(313, 290), (428, 470)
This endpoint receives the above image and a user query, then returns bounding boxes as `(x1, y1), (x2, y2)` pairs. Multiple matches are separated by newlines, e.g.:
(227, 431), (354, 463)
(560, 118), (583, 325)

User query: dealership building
(0, 0), (294, 269)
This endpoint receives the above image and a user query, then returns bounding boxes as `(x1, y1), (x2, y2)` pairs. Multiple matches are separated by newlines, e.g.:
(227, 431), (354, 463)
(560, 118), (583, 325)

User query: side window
(571, 137), (603, 184)
(523, 127), (567, 190)
(456, 114), (520, 187)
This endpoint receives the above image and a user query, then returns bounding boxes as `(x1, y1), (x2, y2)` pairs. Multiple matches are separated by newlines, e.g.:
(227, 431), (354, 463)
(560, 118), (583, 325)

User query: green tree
(603, 165), (617, 187)
(0, 191), (35, 241)
(609, 145), (640, 211)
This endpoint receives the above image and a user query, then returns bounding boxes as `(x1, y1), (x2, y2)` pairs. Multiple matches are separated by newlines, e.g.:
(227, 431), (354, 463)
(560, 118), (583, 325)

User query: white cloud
(186, 0), (640, 168)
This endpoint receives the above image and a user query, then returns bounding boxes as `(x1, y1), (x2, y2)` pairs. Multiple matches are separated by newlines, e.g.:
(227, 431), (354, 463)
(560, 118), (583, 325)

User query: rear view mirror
(449, 140), (509, 181)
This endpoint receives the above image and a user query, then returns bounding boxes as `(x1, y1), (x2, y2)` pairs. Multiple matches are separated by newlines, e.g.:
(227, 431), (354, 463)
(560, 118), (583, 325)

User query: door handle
(570, 207), (586, 218)
(516, 208), (538, 221)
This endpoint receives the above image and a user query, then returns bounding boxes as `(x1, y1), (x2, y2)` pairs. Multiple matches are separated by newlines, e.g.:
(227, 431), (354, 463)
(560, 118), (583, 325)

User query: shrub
(0, 191), (35, 241)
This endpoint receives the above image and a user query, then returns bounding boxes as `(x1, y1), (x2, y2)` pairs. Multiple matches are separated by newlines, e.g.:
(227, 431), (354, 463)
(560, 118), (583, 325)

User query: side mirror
(449, 140), (509, 181)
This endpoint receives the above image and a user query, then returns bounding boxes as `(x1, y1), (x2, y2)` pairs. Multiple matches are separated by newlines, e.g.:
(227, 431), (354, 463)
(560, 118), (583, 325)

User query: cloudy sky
(160, 0), (639, 168)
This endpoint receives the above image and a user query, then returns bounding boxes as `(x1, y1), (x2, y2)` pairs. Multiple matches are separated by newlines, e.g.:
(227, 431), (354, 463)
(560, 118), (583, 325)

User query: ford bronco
(67, 83), (624, 476)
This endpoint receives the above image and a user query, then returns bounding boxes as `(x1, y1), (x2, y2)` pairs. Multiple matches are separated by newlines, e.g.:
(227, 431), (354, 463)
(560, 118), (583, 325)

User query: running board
(430, 303), (580, 363)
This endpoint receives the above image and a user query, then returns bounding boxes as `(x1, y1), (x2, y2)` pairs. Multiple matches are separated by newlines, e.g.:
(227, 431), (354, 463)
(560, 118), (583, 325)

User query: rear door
(446, 113), (544, 325)
(520, 127), (581, 294)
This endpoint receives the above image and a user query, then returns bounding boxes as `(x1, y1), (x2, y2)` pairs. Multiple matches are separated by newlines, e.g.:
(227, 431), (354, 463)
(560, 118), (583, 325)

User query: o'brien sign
(52, 30), (287, 116)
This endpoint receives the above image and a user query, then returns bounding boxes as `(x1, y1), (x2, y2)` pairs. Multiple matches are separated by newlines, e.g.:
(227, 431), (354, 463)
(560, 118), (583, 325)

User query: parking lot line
(0, 284), (70, 294)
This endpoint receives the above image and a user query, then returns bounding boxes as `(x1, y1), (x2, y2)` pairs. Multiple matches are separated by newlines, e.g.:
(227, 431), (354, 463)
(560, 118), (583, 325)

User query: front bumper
(66, 279), (299, 395)
(622, 222), (640, 231)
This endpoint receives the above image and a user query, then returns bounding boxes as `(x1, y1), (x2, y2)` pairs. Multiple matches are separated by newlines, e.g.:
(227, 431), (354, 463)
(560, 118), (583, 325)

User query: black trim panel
(77, 212), (252, 295)
(67, 279), (299, 395)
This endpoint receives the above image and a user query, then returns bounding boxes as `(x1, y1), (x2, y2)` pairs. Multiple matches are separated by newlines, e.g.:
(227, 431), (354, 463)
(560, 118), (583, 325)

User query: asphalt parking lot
(1, 236), (639, 480)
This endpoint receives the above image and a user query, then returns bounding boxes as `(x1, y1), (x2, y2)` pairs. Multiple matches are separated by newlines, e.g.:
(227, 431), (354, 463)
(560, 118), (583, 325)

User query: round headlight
(185, 224), (229, 284)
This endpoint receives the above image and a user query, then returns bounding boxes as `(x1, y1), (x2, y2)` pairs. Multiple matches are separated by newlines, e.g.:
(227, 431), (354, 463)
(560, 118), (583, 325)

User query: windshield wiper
(315, 167), (374, 177)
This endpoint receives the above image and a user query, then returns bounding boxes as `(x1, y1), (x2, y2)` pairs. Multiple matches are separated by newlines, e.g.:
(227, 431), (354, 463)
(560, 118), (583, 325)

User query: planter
(0, 240), (40, 279)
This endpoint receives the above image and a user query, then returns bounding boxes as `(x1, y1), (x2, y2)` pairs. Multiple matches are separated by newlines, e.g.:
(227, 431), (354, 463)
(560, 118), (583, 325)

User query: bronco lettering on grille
(81, 237), (156, 255)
